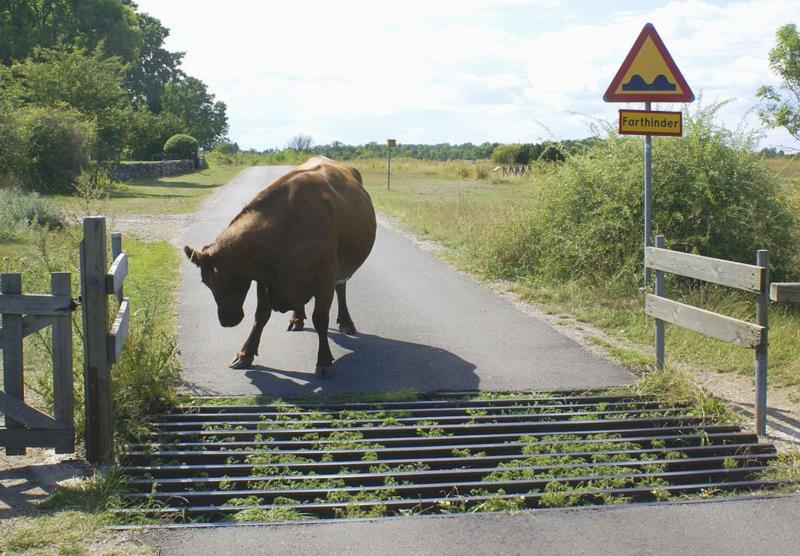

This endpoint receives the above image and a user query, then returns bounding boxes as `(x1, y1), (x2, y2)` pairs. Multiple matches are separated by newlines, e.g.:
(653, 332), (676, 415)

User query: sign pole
(643, 101), (652, 289)
(386, 139), (396, 191)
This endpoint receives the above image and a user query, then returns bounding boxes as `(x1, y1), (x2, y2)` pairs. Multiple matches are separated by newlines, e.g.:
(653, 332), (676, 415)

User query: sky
(135, 0), (797, 151)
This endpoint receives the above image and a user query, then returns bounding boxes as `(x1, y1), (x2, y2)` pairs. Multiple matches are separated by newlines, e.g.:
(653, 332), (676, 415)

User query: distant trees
(287, 134), (314, 152)
(492, 141), (580, 165)
(0, 0), (229, 193)
(758, 23), (800, 143)
(213, 139), (598, 165)
(161, 76), (228, 150)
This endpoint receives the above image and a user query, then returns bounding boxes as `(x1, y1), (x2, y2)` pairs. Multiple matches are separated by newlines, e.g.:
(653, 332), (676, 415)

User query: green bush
(163, 133), (199, 160)
(124, 109), (183, 160)
(482, 103), (799, 285)
(0, 189), (65, 235)
(18, 105), (94, 193)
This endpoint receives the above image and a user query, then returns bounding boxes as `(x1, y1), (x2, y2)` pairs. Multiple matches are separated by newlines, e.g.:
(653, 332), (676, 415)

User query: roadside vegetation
(0, 177), (210, 554)
(344, 105), (800, 395)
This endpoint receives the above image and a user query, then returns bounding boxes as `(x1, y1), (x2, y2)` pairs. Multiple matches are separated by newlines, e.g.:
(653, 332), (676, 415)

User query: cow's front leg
(335, 282), (357, 335)
(312, 286), (335, 379)
(230, 281), (271, 369)
(287, 306), (306, 331)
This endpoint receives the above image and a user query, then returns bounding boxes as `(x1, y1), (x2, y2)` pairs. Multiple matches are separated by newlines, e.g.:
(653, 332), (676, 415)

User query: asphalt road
(147, 494), (800, 555)
(178, 166), (631, 396)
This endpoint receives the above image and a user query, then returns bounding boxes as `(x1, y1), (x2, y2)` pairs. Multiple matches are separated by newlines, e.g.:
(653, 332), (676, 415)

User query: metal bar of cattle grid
(118, 394), (788, 524)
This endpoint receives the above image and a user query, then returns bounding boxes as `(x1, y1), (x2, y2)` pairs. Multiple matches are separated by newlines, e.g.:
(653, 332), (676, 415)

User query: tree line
(0, 0), (229, 193)
(215, 137), (600, 164)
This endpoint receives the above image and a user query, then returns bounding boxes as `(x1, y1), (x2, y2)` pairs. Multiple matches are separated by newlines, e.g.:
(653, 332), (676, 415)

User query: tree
(125, 12), (185, 111)
(0, 0), (142, 65)
(287, 134), (313, 151)
(757, 24), (800, 142)
(124, 108), (183, 160)
(9, 48), (129, 162)
(161, 75), (228, 149)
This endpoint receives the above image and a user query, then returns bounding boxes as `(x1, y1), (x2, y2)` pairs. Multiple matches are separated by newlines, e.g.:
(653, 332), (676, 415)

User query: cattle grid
(117, 392), (791, 523)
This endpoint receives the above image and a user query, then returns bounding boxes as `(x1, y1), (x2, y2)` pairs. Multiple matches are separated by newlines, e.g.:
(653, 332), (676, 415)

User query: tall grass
(357, 105), (800, 389)
(0, 224), (182, 448)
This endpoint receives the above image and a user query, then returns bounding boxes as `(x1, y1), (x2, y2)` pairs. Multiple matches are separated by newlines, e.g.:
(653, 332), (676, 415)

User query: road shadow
(243, 330), (479, 398)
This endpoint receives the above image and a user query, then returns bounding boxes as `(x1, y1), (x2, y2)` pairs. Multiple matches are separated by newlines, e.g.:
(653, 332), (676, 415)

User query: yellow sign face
(604, 23), (693, 103)
(619, 109), (682, 136)
(387, 139), (397, 147)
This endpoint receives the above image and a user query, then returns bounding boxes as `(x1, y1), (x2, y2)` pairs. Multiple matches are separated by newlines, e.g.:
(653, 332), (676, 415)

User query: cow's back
(254, 158), (376, 282)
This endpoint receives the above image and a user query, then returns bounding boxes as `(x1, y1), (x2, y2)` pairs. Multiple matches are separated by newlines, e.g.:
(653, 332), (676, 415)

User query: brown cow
(184, 156), (376, 378)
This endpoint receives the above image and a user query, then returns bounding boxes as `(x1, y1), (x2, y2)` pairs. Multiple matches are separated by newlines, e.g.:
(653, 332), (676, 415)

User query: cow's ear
(184, 245), (204, 267)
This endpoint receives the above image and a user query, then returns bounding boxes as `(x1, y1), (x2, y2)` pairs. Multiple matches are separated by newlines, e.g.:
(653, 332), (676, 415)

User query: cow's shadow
(244, 330), (479, 397)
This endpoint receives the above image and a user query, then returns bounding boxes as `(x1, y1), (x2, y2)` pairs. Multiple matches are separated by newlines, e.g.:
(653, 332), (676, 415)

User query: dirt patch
(108, 214), (190, 246)
(0, 450), (88, 519)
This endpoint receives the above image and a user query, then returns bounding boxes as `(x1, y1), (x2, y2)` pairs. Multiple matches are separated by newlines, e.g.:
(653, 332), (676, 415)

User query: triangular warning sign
(604, 23), (694, 103)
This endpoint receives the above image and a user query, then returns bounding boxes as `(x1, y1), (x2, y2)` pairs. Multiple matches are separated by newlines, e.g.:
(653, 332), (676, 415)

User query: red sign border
(604, 23), (694, 103)
(618, 109), (683, 137)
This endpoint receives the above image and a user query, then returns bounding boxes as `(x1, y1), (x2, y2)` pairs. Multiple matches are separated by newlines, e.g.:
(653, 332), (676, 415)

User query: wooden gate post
(51, 272), (74, 454)
(81, 217), (113, 465)
(1, 274), (25, 455)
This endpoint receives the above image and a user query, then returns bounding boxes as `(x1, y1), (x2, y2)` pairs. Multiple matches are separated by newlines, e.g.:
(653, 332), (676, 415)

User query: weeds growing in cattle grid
(114, 390), (795, 525)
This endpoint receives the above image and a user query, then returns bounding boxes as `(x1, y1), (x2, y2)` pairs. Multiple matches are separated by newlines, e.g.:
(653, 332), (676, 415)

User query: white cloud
(136, 0), (797, 149)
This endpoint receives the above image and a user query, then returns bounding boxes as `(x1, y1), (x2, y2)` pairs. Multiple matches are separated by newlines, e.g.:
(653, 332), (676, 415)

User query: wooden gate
(0, 272), (75, 455)
(0, 216), (130, 463)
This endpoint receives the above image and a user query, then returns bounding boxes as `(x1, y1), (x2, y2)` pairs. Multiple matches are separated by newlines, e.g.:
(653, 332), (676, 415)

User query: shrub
(125, 109), (183, 160)
(482, 102), (799, 285)
(18, 105), (94, 193)
(0, 188), (66, 237)
(163, 133), (199, 160)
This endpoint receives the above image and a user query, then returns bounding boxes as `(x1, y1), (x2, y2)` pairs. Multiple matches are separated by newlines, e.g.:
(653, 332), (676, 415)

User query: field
(354, 157), (800, 395)
(54, 164), (248, 216)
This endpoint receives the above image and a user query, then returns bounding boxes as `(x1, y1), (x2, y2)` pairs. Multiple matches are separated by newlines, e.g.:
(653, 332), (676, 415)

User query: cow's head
(184, 245), (249, 327)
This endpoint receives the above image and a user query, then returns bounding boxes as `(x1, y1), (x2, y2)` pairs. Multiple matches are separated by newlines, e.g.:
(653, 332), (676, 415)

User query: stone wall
(112, 159), (195, 180)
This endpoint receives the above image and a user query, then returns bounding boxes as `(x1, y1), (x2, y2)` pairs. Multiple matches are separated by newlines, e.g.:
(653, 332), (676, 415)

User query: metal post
(643, 101), (653, 289)
(81, 217), (113, 465)
(387, 145), (392, 190)
(755, 249), (769, 436)
(654, 235), (666, 370)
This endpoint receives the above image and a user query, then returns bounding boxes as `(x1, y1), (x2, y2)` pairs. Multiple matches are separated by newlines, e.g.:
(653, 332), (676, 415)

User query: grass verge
(350, 159), (800, 395)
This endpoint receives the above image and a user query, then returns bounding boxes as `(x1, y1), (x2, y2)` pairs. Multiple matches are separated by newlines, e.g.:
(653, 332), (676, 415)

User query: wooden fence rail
(0, 272), (75, 455)
(645, 235), (770, 435)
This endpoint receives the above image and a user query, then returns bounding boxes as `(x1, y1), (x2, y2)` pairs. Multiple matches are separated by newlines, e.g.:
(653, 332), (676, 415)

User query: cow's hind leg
(335, 282), (357, 335)
(287, 306), (306, 331)
(230, 281), (271, 369)
(312, 286), (335, 379)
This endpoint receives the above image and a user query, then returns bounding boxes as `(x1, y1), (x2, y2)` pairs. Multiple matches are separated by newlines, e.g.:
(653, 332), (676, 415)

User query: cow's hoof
(229, 354), (254, 369)
(315, 365), (335, 379)
(338, 322), (357, 335)
(287, 319), (304, 331)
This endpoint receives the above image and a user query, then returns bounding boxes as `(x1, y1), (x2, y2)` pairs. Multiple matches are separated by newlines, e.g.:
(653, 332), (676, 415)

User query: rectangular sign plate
(619, 109), (682, 136)
(387, 139), (397, 147)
